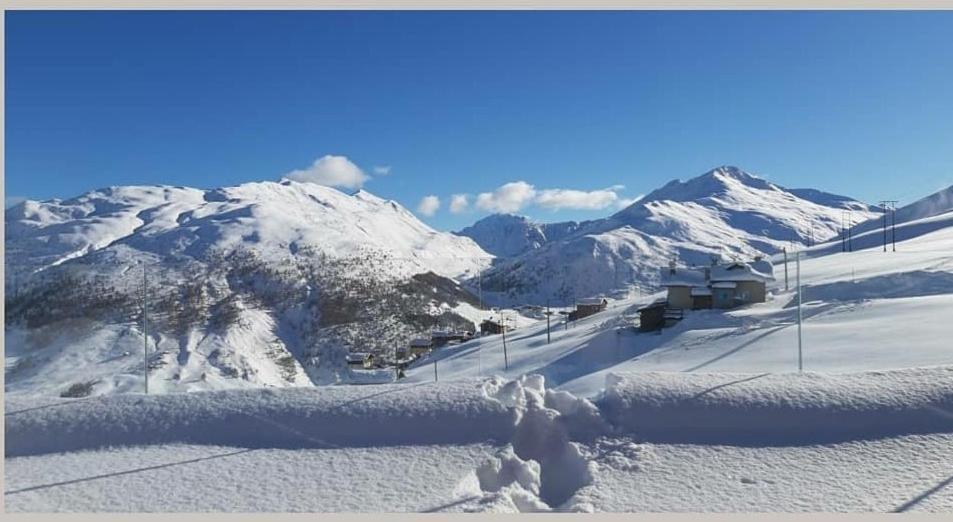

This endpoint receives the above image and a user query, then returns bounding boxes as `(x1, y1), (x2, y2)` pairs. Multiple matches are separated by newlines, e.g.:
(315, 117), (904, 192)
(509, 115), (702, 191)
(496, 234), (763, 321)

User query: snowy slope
(5, 180), (492, 396)
(476, 166), (880, 305)
(404, 205), (953, 397)
(808, 184), (953, 256)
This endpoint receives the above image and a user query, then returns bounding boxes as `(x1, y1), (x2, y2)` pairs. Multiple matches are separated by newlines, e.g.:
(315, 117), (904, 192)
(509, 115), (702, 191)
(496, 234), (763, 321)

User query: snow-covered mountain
(455, 214), (583, 258)
(476, 166), (881, 305)
(5, 181), (489, 282)
(5, 180), (493, 396)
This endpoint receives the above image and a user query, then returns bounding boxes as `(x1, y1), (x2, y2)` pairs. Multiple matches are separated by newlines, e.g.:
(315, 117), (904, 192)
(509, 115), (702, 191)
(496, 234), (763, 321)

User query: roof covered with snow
(710, 261), (774, 283)
(577, 297), (608, 306)
(659, 267), (708, 287)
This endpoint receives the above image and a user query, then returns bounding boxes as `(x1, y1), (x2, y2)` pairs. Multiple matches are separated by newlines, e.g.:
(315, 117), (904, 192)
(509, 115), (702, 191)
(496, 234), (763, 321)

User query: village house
(660, 257), (774, 311)
(569, 297), (609, 321)
(431, 330), (473, 347)
(346, 352), (375, 369)
(409, 337), (433, 356)
(480, 319), (511, 335)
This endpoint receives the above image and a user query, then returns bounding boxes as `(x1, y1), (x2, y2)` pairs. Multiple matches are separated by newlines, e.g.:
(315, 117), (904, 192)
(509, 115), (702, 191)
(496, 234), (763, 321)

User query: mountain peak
(633, 166), (774, 207)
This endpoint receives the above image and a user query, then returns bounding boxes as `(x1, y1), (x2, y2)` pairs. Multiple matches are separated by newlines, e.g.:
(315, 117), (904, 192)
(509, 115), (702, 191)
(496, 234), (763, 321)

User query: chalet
(661, 258), (774, 310)
(659, 265), (708, 309)
(431, 330), (473, 347)
(346, 352), (375, 369)
(708, 259), (774, 309)
(409, 337), (433, 356)
(480, 319), (511, 335)
(569, 297), (609, 321)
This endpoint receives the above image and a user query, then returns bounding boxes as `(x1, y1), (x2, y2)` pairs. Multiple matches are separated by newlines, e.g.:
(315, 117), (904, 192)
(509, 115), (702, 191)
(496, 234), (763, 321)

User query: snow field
(5, 380), (517, 457)
(8, 366), (953, 511)
(602, 367), (953, 443)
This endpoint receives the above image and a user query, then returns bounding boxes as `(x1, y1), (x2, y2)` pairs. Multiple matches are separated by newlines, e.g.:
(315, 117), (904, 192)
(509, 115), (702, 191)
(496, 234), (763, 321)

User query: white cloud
(535, 188), (621, 211)
(475, 181), (537, 213)
(373, 165), (392, 176)
(449, 194), (469, 214)
(417, 195), (440, 217)
(285, 155), (370, 189)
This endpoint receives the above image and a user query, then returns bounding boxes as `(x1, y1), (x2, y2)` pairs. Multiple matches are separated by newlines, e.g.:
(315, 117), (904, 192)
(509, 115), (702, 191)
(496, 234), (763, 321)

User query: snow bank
(5, 380), (517, 457)
(602, 366), (953, 444)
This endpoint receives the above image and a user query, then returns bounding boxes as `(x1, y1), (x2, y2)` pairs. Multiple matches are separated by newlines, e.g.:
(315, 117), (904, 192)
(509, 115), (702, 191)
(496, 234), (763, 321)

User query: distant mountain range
(461, 166), (883, 304)
(5, 165), (950, 396)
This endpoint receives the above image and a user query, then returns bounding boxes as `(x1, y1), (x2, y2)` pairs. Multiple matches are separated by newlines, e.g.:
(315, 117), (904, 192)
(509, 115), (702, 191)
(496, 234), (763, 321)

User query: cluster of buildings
(347, 256), (776, 372)
(638, 257), (775, 332)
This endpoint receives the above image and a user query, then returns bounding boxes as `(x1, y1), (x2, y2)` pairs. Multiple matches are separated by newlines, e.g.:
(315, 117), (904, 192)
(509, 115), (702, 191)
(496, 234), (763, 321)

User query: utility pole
(796, 250), (803, 372)
(783, 248), (789, 291)
(501, 311), (509, 370)
(433, 359), (438, 382)
(891, 202), (897, 252)
(143, 264), (149, 395)
(840, 211), (847, 252)
(478, 269), (483, 311)
(879, 200), (898, 252)
(545, 302), (552, 344)
(847, 210), (853, 252)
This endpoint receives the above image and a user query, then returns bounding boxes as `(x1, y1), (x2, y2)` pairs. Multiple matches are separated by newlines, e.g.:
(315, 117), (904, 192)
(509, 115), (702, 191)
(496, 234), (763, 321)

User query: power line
(878, 201), (898, 252)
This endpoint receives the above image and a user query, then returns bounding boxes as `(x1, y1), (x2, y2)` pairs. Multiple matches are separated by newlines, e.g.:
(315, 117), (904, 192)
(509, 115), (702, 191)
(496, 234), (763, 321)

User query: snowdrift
(602, 366), (953, 444)
(5, 380), (517, 457)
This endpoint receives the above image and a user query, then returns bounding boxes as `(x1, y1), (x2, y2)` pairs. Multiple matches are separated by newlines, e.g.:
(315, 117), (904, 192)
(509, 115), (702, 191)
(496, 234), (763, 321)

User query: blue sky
(6, 10), (953, 230)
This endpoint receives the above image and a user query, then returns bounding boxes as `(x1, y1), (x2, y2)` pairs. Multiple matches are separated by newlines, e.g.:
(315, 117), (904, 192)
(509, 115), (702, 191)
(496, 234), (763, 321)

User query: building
(431, 330), (473, 347)
(409, 337), (433, 356)
(480, 319), (511, 335)
(659, 264), (708, 309)
(661, 257), (774, 310)
(708, 259), (774, 308)
(637, 300), (667, 332)
(569, 297), (609, 321)
(346, 352), (375, 369)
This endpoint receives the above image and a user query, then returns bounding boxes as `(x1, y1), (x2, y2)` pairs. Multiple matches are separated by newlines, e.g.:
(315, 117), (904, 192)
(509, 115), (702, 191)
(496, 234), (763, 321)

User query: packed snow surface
(6, 368), (952, 512)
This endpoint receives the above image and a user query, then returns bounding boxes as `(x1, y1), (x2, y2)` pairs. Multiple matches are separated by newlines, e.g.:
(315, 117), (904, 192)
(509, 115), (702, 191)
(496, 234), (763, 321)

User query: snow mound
(5, 380), (517, 457)
(602, 366), (953, 444)
(476, 375), (603, 511)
